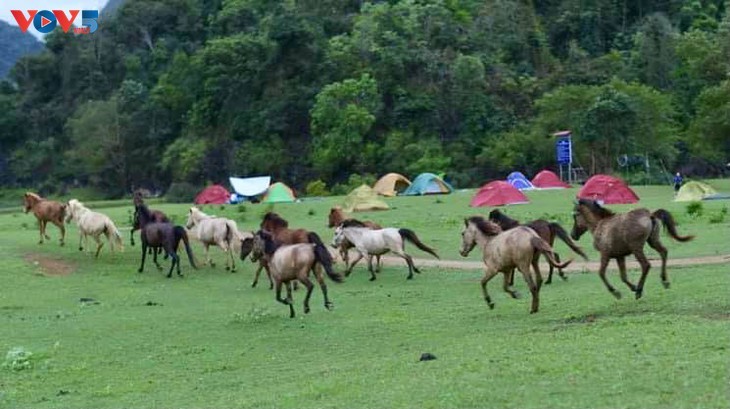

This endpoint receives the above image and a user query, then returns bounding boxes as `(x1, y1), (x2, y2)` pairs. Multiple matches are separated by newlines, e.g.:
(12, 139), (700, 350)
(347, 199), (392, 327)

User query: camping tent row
(506, 170), (571, 190)
(372, 172), (453, 196)
(194, 179), (296, 204)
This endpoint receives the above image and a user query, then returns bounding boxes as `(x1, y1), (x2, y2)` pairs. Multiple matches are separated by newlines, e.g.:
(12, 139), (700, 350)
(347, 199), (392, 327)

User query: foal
(251, 230), (343, 318)
(488, 209), (587, 283)
(23, 192), (66, 246)
(571, 199), (694, 299)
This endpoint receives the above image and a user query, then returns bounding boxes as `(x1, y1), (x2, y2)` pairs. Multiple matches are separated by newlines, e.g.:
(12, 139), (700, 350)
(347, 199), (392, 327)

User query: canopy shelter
(262, 182), (296, 204)
(507, 171), (535, 190)
(674, 181), (718, 202)
(194, 185), (230, 205)
(470, 180), (529, 207)
(531, 170), (571, 189)
(229, 176), (271, 197)
(577, 175), (639, 204)
(402, 173), (453, 195)
(373, 173), (411, 197)
(342, 185), (390, 212)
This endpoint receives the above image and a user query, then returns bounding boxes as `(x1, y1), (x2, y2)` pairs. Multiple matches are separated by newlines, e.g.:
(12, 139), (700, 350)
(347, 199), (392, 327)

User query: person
(673, 172), (683, 195)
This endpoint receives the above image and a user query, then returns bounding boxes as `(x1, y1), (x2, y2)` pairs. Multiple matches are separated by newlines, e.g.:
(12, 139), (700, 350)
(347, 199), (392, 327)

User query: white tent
(229, 176), (271, 197)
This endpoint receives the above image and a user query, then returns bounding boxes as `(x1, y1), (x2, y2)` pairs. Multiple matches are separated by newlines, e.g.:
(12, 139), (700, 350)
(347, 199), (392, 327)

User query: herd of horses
(22, 191), (694, 317)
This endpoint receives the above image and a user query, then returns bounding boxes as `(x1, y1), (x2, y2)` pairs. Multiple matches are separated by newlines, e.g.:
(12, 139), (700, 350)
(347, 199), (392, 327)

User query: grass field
(1, 182), (729, 408)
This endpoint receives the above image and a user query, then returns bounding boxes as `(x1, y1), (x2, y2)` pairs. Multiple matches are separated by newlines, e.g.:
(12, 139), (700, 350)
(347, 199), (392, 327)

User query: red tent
(532, 170), (571, 188)
(577, 175), (639, 204)
(194, 185), (230, 204)
(470, 181), (530, 207)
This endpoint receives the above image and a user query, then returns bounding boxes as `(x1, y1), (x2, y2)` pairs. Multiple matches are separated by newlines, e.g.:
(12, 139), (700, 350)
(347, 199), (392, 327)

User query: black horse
(135, 204), (197, 277)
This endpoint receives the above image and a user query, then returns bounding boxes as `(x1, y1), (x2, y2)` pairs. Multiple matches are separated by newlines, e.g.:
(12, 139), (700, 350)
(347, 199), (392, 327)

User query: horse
(332, 219), (439, 281)
(571, 199), (694, 300)
(65, 199), (124, 258)
(251, 230), (343, 318)
(186, 207), (244, 272)
(135, 204), (197, 278)
(327, 206), (383, 271)
(130, 191), (169, 246)
(23, 192), (66, 246)
(460, 216), (572, 314)
(488, 209), (587, 284)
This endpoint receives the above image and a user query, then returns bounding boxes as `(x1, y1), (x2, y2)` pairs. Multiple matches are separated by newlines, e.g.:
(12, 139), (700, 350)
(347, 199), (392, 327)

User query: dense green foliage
(0, 21), (43, 78)
(1, 0), (729, 196)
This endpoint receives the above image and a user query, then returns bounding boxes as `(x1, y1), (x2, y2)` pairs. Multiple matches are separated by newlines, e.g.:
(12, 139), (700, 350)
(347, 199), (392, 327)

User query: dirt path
(370, 254), (730, 272)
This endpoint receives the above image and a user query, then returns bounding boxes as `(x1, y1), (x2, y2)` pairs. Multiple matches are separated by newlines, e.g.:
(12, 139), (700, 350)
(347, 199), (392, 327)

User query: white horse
(65, 199), (123, 258)
(332, 220), (439, 281)
(185, 207), (244, 272)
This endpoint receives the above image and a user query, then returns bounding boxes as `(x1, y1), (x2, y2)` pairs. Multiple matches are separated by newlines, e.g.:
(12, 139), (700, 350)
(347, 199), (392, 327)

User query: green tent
(262, 182), (296, 203)
(675, 181), (717, 202)
(342, 185), (389, 212)
(402, 173), (453, 195)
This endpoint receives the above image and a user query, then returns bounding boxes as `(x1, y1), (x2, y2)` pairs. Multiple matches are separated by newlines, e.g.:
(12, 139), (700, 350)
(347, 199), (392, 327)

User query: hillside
(0, 20), (43, 78)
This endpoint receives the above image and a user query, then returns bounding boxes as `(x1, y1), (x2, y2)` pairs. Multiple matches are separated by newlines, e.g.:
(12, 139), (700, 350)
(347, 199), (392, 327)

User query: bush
(685, 201), (703, 218)
(708, 206), (727, 224)
(305, 180), (330, 197)
(165, 182), (199, 203)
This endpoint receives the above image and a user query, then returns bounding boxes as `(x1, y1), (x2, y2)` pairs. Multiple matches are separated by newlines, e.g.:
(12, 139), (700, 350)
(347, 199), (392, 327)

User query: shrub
(685, 201), (703, 218)
(305, 180), (330, 197)
(708, 206), (727, 224)
(165, 182), (198, 203)
(4, 347), (32, 371)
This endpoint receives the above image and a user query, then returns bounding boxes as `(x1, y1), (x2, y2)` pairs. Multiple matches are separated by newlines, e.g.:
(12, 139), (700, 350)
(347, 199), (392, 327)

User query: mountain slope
(0, 20), (43, 78)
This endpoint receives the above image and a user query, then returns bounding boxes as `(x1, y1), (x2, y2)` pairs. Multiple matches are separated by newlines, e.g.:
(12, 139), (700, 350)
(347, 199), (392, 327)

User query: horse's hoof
(612, 290), (622, 299)
(560, 275), (568, 281)
(662, 281), (670, 289)
(304, 307), (311, 314)
(487, 302), (495, 310)
(251, 282), (257, 288)
(512, 291), (521, 299)
(545, 280), (552, 285)
(137, 269), (143, 273)
(369, 277), (376, 281)
(530, 309), (538, 314)
(406, 275), (413, 280)
(325, 303), (334, 311)
(635, 290), (643, 300)
(78, 247), (83, 251)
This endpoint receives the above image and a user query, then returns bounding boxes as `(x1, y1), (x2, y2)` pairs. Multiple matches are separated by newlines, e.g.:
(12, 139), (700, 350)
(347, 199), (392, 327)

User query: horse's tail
(651, 209), (695, 242)
(307, 232), (343, 283)
(398, 228), (439, 259)
(105, 220), (124, 252)
(549, 222), (588, 260)
(175, 226), (198, 269)
(531, 236), (572, 269)
(224, 220), (239, 248)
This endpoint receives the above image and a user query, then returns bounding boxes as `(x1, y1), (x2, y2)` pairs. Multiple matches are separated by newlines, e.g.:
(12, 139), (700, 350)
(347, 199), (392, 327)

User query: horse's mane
(467, 216), (502, 236)
(577, 199), (615, 218)
(261, 212), (289, 228)
(24, 192), (43, 202)
(340, 219), (367, 228)
(255, 230), (279, 255)
(488, 209), (520, 230)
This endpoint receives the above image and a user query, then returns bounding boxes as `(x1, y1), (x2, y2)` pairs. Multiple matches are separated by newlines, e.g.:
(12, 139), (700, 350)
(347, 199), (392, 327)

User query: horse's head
(260, 212), (288, 231)
(64, 199), (81, 223)
(460, 217), (501, 257)
(22, 192), (40, 213)
(239, 234), (254, 261)
(251, 230), (275, 262)
(328, 207), (343, 228)
(185, 207), (199, 229)
(571, 199), (609, 240)
(332, 225), (345, 248)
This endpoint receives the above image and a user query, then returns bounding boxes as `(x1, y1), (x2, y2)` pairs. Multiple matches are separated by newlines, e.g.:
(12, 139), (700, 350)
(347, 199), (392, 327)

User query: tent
(229, 176), (271, 197)
(342, 185), (390, 212)
(402, 173), (453, 195)
(507, 171), (535, 190)
(373, 173), (411, 197)
(675, 181), (718, 202)
(262, 182), (296, 204)
(531, 170), (571, 189)
(194, 185), (230, 205)
(470, 180), (529, 207)
(577, 175), (639, 204)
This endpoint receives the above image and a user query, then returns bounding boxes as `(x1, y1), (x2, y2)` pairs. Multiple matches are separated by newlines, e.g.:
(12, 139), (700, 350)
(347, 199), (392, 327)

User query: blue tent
(402, 173), (454, 195)
(507, 172), (535, 190)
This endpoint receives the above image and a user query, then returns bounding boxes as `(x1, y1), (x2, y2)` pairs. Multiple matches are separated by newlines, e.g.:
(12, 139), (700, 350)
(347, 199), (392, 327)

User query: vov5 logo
(11, 10), (99, 35)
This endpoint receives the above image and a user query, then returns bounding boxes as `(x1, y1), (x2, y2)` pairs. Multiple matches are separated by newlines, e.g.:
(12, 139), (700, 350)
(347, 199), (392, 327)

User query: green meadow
(1, 181), (728, 408)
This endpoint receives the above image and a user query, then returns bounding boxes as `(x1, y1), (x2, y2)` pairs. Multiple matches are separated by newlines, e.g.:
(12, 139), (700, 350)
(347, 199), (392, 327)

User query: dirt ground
(24, 253), (76, 276)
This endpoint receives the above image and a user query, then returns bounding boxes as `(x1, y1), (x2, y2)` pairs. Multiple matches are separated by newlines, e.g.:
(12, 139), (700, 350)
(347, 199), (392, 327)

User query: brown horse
(135, 204), (197, 278)
(327, 206), (383, 271)
(131, 191), (169, 246)
(571, 199), (694, 300)
(488, 209), (587, 284)
(460, 216), (571, 314)
(251, 230), (343, 318)
(23, 192), (66, 245)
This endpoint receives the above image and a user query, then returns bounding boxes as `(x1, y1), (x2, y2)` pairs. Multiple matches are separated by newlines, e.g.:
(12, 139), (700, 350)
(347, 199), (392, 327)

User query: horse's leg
(647, 234), (670, 290)
(366, 255), (376, 281)
(57, 220), (65, 246)
(43, 220), (51, 241)
(226, 242), (236, 273)
(480, 267), (500, 310)
(176, 251), (183, 277)
(78, 230), (84, 252)
(251, 262), (265, 288)
(531, 256), (544, 292)
(284, 282), (295, 318)
(376, 255), (382, 272)
(597, 254), (621, 299)
(153, 247), (163, 271)
(299, 273), (315, 314)
(554, 251), (567, 281)
(518, 263), (540, 314)
(346, 251), (364, 277)
(393, 250), (417, 280)
(313, 264), (333, 310)
(138, 242), (147, 273)
(93, 234), (104, 258)
(204, 244), (214, 267)
(38, 220), (45, 244)
(632, 249), (653, 300)
(616, 256), (637, 293)
(167, 251), (179, 278)
(130, 227), (136, 246)
(502, 270), (521, 299)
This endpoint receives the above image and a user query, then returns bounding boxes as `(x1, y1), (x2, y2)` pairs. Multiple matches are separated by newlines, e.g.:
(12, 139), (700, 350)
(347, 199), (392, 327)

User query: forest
(1, 0), (729, 197)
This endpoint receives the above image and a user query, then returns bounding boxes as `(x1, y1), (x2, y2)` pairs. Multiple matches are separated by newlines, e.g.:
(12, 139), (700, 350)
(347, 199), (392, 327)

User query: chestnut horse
(23, 192), (66, 245)
(488, 209), (587, 284)
(251, 230), (343, 318)
(571, 199), (694, 300)
(327, 206), (383, 271)
(131, 191), (169, 246)
(460, 216), (571, 314)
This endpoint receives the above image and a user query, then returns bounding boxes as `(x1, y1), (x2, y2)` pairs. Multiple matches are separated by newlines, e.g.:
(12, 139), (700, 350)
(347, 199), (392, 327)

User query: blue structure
(507, 171), (535, 190)
(402, 173), (454, 195)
